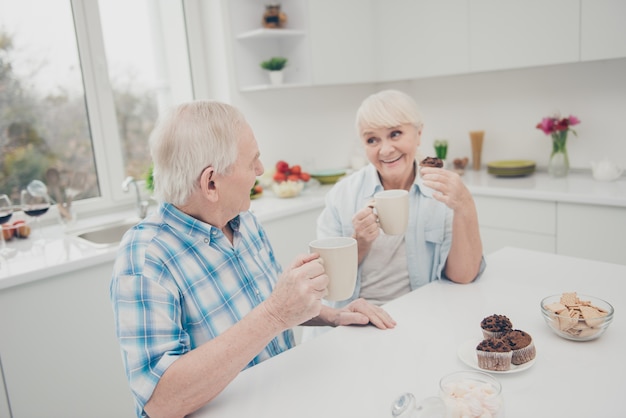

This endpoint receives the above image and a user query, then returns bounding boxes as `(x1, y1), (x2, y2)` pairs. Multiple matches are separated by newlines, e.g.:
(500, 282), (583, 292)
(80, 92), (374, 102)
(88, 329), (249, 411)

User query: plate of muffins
(457, 314), (537, 374)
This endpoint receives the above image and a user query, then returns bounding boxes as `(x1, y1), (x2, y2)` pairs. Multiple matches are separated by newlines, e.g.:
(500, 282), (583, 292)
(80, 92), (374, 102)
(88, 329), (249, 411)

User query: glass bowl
(439, 370), (504, 418)
(272, 180), (304, 198)
(540, 293), (614, 341)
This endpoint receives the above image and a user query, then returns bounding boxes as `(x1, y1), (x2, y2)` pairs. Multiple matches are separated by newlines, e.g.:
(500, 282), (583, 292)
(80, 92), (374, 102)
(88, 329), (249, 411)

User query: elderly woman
(315, 90), (485, 313)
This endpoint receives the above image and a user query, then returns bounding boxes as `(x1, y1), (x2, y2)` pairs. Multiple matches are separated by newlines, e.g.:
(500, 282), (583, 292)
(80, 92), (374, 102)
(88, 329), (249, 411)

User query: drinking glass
(20, 187), (51, 245)
(0, 194), (17, 259)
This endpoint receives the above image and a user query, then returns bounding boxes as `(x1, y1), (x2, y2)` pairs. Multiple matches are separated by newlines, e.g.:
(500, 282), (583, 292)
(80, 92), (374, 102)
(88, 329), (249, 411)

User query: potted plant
(260, 56), (288, 85)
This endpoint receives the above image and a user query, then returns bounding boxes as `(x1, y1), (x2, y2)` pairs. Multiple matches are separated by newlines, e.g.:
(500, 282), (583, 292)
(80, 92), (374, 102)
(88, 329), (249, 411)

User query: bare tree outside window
(0, 0), (190, 208)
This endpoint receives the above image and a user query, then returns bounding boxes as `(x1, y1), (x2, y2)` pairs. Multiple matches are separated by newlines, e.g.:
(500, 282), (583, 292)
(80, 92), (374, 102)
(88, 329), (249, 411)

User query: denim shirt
(317, 163), (485, 308)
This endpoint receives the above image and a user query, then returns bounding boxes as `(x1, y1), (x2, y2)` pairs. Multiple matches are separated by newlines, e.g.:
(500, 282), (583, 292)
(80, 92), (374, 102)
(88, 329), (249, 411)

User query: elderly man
(110, 100), (396, 418)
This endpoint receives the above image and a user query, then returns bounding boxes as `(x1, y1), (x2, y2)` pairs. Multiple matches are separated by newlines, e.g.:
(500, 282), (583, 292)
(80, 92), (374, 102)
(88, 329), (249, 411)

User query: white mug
(373, 189), (409, 235)
(309, 237), (358, 301)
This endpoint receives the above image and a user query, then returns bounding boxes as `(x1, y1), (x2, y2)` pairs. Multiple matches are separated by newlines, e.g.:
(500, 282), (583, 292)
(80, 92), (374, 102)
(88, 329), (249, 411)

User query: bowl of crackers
(541, 292), (614, 341)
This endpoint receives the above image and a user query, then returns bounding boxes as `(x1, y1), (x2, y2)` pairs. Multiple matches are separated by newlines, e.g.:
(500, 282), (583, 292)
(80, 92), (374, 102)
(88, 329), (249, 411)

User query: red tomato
(275, 160), (289, 173)
(290, 165), (301, 175)
(287, 174), (301, 182)
(299, 172), (311, 182)
(273, 172), (287, 182)
(253, 185), (263, 193)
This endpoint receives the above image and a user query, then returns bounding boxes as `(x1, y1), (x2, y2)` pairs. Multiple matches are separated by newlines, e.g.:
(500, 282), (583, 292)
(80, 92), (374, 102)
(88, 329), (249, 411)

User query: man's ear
(199, 166), (219, 202)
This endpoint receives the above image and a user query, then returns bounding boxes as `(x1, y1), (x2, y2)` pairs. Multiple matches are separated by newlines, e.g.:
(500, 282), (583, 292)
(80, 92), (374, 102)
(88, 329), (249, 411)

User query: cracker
(560, 292), (579, 307)
(580, 305), (607, 328)
(558, 310), (579, 331)
(548, 292), (609, 337)
(545, 302), (567, 314)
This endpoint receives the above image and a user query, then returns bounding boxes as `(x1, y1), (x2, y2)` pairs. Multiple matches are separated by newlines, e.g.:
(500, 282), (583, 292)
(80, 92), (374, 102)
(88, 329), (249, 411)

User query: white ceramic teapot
(591, 158), (623, 181)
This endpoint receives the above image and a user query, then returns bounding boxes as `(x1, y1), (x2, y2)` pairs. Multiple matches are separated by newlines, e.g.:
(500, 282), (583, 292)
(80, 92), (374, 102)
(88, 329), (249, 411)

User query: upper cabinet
(469, 0), (580, 72)
(376, 0), (469, 81)
(226, 0), (626, 91)
(307, 0), (375, 85)
(580, 0), (626, 61)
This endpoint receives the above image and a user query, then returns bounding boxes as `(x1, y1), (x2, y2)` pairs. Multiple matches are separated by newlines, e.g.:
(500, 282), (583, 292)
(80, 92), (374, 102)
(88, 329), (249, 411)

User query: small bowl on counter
(272, 180), (304, 198)
(541, 292), (614, 341)
(310, 169), (346, 185)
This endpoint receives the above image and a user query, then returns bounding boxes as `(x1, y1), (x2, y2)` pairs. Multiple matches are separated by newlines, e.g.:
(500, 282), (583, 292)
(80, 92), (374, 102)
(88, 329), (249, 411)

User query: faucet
(122, 176), (150, 218)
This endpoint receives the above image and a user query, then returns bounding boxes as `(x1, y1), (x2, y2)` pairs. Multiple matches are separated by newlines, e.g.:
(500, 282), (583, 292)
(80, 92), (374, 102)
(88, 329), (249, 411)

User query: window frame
(45, 0), (206, 220)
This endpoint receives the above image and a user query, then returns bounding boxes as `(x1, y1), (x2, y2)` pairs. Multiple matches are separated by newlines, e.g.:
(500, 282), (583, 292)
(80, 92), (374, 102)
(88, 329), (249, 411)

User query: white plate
(457, 339), (536, 374)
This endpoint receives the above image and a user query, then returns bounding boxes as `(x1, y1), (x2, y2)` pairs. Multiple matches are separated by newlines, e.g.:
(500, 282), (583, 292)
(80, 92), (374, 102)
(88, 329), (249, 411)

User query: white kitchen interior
(1, 0), (625, 417)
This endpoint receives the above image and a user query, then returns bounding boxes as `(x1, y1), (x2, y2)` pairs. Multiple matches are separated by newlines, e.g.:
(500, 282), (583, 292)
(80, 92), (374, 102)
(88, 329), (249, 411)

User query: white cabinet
(228, 0), (312, 91)
(0, 263), (135, 418)
(474, 195), (556, 255)
(226, 0), (626, 89)
(557, 203), (626, 265)
(261, 207), (323, 269)
(473, 195), (626, 266)
(376, 0), (469, 81)
(0, 356), (10, 418)
(581, 0), (626, 61)
(308, 0), (375, 85)
(469, 0), (580, 72)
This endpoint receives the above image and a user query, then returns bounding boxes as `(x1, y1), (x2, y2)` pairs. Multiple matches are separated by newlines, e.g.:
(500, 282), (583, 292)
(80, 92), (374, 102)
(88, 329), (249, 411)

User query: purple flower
(536, 117), (555, 135)
(568, 115), (580, 126)
(536, 114), (581, 136)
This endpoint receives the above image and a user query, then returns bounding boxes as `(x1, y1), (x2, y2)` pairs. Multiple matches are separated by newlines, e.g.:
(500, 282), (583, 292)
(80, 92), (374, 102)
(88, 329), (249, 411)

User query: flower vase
(549, 131), (569, 177)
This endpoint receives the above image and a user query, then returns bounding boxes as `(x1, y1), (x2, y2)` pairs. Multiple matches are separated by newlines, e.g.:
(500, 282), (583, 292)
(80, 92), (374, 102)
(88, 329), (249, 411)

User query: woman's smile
(380, 154), (403, 164)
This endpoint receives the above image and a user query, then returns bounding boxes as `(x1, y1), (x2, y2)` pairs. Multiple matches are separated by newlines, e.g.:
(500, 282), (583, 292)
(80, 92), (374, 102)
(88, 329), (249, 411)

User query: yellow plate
(487, 160), (536, 170)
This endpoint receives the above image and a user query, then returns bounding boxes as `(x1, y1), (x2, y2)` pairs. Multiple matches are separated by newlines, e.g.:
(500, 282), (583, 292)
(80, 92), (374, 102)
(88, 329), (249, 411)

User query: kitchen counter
(462, 169), (626, 207)
(0, 185), (331, 290)
(1, 170), (624, 289)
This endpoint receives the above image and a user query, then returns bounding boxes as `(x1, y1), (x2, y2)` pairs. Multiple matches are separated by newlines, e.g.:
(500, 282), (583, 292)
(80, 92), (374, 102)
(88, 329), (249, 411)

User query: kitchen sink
(71, 218), (140, 246)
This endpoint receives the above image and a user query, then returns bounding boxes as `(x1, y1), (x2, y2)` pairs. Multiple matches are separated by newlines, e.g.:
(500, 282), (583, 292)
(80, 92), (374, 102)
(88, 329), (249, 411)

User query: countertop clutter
(1, 170), (624, 289)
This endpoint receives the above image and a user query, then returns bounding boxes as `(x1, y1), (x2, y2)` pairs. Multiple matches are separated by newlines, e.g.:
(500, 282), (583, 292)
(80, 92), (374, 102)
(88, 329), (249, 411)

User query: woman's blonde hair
(149, 100), (246, 206)
(355, 90), (423, 135)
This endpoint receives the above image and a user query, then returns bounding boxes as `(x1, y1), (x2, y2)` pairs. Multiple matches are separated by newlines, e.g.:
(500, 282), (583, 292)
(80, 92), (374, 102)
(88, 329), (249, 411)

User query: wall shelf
(228, 0), (311, 91)
(237, 28), (306, 40)
(240, 82), (310, 92)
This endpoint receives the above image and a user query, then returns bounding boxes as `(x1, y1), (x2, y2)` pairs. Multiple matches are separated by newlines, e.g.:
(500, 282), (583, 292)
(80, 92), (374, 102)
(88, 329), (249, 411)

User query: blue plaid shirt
(110, 203), (294, 416)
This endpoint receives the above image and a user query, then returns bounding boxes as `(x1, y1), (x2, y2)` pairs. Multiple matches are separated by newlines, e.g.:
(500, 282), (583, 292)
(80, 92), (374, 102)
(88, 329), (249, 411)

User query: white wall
(229, 58), (626, 174)
(404, 58), (626, 171)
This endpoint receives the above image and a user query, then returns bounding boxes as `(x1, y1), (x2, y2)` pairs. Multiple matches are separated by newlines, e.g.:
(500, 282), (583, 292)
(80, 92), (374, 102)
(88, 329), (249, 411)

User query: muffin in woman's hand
(419, 156), (444, 168)
(503, 329), (536, 365)
(480, 314), (513, 339)
(476, 338), (512, 372)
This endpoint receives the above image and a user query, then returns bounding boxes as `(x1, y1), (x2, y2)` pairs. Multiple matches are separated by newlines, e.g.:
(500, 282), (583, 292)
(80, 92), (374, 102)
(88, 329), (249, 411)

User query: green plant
(145, 163), (155, 193)
(260, 56), (287, 71)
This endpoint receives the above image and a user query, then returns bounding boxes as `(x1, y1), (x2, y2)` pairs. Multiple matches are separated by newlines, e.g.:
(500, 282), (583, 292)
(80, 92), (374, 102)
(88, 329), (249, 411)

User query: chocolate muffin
(481, 314), (513, 339)
(476, 338), (512, 371)
(503, 329), (536, 365)
(419, 156), (444, 168)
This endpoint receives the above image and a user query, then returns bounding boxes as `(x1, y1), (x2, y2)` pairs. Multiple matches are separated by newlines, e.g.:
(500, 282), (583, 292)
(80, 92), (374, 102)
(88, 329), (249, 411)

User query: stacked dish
(487, 160), (536, 177)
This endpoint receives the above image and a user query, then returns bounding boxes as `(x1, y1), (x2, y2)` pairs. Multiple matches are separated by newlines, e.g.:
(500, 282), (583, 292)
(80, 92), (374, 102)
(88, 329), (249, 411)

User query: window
(98, 0), (193, 180)
(0, 0), (193, 217)
(0, 0), (97, 205)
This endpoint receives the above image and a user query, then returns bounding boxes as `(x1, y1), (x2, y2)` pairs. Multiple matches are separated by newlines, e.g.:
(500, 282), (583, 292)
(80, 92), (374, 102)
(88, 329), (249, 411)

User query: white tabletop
(191, 247), (626, 418)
